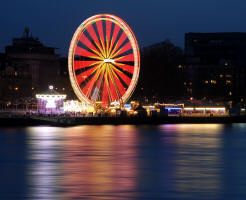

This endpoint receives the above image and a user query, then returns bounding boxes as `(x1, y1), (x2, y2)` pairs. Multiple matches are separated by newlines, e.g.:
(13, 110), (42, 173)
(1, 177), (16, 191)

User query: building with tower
(0, 28), (62, 102)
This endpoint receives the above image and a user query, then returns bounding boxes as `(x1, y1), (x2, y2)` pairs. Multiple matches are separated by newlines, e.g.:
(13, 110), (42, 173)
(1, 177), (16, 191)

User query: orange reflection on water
(160, 124), (224, 134)
(61, 125), (138, 199)
(160, 124), (224, 148)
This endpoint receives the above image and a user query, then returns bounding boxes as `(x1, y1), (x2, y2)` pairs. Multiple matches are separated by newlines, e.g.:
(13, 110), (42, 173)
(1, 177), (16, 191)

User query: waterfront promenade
(0, 113), (246, 127)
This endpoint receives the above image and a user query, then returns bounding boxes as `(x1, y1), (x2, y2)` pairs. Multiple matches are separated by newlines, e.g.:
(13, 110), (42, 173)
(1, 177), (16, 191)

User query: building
(5, 28), (60, 91)
(0, 28), (69, 102)
(184, 32), (246, 106)
(0, 51), (32, 102)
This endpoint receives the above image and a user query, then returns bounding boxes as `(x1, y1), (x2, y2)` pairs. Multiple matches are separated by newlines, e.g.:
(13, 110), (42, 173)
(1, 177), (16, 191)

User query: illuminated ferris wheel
(68, 14), (140, 107)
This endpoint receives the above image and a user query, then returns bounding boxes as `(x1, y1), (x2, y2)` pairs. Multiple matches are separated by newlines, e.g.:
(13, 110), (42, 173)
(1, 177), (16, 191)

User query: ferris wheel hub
(103, 58), (115, 64)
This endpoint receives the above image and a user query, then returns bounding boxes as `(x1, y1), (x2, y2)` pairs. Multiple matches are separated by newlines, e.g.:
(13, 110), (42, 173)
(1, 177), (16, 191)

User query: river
(1, 124), (246, 199)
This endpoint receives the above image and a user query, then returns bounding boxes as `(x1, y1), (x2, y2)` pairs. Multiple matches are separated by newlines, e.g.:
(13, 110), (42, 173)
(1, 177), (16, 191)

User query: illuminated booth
(183, 107), (227, 116)
(36, 86), (66, 114)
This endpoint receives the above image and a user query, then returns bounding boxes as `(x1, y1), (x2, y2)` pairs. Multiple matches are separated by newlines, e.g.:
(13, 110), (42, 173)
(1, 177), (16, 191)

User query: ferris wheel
(68, 14), (140, 107)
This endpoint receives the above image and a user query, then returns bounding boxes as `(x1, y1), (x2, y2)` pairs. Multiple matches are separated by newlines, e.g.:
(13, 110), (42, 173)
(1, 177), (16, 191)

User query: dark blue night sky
(0, 0), (246, 56)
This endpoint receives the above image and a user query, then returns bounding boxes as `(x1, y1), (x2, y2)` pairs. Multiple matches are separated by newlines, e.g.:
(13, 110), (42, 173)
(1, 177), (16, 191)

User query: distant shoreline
(0, 115), (246, 127)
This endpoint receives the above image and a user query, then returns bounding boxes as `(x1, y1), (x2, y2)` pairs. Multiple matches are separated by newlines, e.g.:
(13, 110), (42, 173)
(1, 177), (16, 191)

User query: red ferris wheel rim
(68, 14), (140, 107)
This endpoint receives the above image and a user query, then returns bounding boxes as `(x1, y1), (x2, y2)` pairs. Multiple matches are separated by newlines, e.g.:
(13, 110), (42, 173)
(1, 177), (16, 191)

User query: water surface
(1, 124), (246, 199)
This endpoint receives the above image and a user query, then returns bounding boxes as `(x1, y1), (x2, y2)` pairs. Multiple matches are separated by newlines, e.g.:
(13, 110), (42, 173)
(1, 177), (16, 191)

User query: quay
(0, 114), (246, 127)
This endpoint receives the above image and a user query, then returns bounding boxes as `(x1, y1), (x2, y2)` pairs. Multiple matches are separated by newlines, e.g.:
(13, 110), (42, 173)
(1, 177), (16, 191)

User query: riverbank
(0, 115), (246, 127)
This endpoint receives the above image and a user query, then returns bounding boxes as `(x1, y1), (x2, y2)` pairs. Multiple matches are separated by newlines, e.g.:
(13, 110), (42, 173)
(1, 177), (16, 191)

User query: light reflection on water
(1, 124), (246, 199)
(27, 127), (63, 200)
(60, 125), (138, 199)
(160, 124), (223, 199)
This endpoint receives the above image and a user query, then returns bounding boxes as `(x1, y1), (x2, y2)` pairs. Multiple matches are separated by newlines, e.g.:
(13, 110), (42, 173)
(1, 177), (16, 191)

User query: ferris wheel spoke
(84, 29), (106, 58)
(116, 61), (134, 66)
(92, 23), (107, 57)
(108, 23), (120, 56)
(79, 62), (103, 86)
(75, 65), (97, 76)
(111, 63), (133, 78)
(108, 21), (115, 41)
(86, 24), (105, 56)
(111, 65), (131, 86)
(74, 60), (101, 70)
(98, 70), (105, 101)
(113, 49), (133, 62)
(114, 53), (134, 62)
(102, 80), (109, 107)
(85, 63), (106, 100)
(105, 19), (112, 58)
(108, 73), (120, 101)
(111, 42), (132, 59)
(95, 21), (106, 56)
(102, 19), (108, 52)
(106, 64), (119, 101)
(112, 62), (134, 74)
(76, 65), (98, 85)
(97, 72), (106, 101)
(109, 70), (125, 101)
(74, 55), (102, 62)
(78, 34), (104, 58)
(80, 69), (97, 89)
(109, 31), (127, 58)
(75, 45), (102, 60)
(103, 68), (112, 103)
(76, 41), (103, 59)
(109, 29), (123, 57)
(107, 23), (115, 57)
(90, 70), (106, 102)
(108, 66), (126, 98)
(81, 71), (101, 99)
(110, 37), (129, 58)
